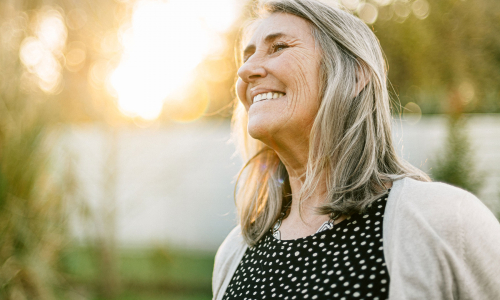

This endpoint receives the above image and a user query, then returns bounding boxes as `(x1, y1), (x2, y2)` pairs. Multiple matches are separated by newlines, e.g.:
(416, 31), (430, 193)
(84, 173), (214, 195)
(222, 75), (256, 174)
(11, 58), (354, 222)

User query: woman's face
(236, 13), (322, 149)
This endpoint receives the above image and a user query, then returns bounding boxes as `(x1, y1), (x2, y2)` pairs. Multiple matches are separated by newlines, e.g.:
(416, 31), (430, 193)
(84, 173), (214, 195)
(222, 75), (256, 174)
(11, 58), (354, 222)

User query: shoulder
(214, 225), (247, 266)
(388, 177), (491, 224)
(212, 225), (248, 298)
(384, 178), (500, 298)
(386, 177), (500, 264)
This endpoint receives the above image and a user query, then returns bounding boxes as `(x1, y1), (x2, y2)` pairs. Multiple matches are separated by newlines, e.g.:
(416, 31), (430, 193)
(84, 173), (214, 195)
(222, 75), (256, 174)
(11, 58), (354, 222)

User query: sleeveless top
(222, 194), (390, 300)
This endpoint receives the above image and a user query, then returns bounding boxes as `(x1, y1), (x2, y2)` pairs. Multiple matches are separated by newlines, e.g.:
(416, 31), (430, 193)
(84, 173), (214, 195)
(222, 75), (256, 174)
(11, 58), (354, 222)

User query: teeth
(253, 92), (285, 103)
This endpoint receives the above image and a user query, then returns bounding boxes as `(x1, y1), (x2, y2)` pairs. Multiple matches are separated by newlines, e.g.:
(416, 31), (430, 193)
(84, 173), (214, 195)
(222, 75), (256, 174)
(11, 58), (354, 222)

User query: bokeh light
(393, 1), (411, 20)
(459, 82), (475, 105)
(65, 41), (86, 72)
(403, 102), (422, 125)
(18, 8), (66, 93)
(341, 0), (360, 11)
(66, 9), (87, 31)
(34, 9), (67, 53)
(411, 0), (430, 20)
(358, 3), (378, 24)
(373, 0), (393, 7)
(110, 0), (241, 120)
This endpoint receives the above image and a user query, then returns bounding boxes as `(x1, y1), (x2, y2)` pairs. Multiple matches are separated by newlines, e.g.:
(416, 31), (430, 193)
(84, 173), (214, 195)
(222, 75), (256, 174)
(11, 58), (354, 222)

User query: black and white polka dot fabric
(222, 194), (390, 300)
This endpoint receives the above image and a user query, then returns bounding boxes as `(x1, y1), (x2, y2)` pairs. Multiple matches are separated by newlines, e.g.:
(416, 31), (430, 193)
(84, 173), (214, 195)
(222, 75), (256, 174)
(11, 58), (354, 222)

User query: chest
(222, 197), (390, 300)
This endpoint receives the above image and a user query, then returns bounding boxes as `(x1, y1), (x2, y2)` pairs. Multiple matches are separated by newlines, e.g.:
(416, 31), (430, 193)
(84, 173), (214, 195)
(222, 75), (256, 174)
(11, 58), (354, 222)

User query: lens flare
(110, 0), (241, 120)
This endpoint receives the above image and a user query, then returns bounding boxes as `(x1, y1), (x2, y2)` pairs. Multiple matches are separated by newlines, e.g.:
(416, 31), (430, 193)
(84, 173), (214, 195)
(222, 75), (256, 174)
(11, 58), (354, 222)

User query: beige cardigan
(212, 177), (500, 300)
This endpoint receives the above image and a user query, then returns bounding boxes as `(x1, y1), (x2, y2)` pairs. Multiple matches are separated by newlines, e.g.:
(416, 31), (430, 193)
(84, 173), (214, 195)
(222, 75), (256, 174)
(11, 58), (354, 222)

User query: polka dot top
(222, 194), (390, 300)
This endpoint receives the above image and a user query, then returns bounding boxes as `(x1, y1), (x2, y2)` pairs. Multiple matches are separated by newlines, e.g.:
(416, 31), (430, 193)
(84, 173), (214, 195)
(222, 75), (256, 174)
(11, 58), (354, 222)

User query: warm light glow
(411, 0), (430, 20)
(19, 9), (66, 93)
(341, 0), (360, 11)
(358, 3), (378, 24)
(110, 0), (241, 120)
(65, 41), (86, 72)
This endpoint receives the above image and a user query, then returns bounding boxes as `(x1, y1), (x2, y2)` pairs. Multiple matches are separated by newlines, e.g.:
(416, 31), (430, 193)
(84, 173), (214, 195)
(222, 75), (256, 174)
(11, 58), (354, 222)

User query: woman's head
(236, 12), (323, 151)
(236, 0), (385, 152)
(233, 0), (429, 246)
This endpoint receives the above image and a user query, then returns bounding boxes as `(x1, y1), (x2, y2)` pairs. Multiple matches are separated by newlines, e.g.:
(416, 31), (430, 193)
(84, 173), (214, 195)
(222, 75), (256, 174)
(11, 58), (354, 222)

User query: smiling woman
(237, 13), (322, 147)
(212, 0), (500, 299)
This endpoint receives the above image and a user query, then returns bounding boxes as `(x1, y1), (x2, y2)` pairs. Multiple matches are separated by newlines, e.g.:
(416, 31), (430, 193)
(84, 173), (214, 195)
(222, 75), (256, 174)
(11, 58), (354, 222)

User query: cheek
(272, 53), (319, 98)
(271, 55), (321, 117)
(236, 78), (250, 110)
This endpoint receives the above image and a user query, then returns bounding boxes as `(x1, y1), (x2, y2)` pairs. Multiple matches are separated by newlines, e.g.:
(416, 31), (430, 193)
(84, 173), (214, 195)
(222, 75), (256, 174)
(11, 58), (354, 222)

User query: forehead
(244, 12), (314, 45)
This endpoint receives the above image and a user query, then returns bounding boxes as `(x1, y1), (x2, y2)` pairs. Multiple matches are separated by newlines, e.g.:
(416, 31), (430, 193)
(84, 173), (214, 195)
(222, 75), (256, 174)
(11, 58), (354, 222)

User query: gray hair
(232, 0), (430, 246)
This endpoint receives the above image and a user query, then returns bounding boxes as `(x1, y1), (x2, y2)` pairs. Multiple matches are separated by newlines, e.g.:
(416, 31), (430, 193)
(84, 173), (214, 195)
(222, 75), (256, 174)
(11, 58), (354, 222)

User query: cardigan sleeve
(212, 225), (248, 300)
(384, 178), (500, 300)
(457, 191), (500, 299)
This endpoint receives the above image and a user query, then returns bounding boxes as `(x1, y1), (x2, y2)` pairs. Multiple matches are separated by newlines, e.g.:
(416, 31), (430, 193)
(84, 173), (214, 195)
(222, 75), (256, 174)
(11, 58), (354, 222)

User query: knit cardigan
(212, 177), (500, 300)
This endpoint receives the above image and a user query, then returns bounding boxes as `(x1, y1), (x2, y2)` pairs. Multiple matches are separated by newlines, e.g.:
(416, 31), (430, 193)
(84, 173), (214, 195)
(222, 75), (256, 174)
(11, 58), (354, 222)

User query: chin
(247, 119), (269, 140)
(247, 117), (278, 147)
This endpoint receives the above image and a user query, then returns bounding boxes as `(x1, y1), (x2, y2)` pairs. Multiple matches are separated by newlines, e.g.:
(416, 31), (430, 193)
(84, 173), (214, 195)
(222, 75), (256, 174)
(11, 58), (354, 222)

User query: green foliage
(60, 247), (214, 300)
(373, 0), (500, 114)
(0, 103), (70, 299)
(0, 5), (72, 300)
(431, 115), (484, 195)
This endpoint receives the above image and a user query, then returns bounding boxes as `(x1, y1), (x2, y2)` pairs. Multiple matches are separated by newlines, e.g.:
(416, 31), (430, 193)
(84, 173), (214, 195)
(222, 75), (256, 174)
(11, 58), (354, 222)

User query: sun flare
(110, 0), (240, 120)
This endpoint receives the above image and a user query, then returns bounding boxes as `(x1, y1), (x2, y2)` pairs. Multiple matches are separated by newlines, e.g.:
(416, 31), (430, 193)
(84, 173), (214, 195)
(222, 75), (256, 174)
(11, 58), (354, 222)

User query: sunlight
(110, 0), (240, 120)
(19, 9), (66, 93)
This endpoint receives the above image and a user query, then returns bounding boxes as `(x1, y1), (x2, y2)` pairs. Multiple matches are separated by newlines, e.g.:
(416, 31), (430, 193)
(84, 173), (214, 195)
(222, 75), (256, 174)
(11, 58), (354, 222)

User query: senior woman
(213, 0), (500, 299)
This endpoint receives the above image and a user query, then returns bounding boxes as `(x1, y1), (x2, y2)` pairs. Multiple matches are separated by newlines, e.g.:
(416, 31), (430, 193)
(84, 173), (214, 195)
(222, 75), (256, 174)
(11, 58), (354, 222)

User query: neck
(270, 136), (329, 224)
(277, 169), (346, 240)
(286, 172), (329, 222)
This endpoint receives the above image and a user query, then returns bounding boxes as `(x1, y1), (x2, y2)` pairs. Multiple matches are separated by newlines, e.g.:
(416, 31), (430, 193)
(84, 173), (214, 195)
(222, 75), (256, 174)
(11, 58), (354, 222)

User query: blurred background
(0, 0), (498, 299)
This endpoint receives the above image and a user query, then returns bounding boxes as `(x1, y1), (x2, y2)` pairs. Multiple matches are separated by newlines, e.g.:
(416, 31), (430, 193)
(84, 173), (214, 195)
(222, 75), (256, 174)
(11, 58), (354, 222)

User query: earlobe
(354, 67), (371, 97)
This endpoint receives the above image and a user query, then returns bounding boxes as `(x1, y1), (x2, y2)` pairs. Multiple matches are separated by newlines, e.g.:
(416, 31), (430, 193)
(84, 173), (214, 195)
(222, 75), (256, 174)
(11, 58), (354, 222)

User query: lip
(250, 88), (286, 101)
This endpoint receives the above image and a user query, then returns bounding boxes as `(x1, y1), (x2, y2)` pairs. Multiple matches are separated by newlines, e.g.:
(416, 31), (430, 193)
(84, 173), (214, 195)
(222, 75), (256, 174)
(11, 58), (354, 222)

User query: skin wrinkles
(237, 13), (346, 239)
(237, 13), (321, 175)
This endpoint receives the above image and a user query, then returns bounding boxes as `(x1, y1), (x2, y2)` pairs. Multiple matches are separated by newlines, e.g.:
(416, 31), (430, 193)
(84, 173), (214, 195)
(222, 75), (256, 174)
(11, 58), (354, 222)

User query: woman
(213, 0), (500, 299)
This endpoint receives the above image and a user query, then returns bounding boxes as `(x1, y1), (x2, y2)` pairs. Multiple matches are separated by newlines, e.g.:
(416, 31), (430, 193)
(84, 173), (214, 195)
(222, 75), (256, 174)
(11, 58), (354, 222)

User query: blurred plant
(0, 3), (77, 299)
(94, 128), (120, 299)
(371, 0), (500, 114)
(0, 63), (73, 300)
(431, 114), (484, 195)
(431, 84), (486, 195)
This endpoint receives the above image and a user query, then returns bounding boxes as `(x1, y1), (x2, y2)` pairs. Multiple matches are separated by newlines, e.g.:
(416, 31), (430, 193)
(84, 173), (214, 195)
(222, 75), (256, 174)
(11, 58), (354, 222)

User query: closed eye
(241, 42), (289, 62)
(271, 42), (289, 53)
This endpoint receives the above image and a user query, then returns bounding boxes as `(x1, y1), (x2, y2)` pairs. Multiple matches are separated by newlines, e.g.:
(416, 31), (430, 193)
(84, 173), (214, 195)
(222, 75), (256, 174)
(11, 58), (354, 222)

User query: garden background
(1, 0), (499, 299)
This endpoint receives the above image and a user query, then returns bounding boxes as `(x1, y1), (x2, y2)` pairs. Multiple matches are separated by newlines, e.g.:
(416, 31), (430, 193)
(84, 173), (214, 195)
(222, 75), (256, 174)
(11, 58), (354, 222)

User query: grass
(60, 246), (215, 300)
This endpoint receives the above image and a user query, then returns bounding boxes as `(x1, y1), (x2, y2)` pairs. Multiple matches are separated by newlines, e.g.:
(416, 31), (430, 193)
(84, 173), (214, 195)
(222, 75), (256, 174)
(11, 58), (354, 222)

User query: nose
(237, 55), (267, 83)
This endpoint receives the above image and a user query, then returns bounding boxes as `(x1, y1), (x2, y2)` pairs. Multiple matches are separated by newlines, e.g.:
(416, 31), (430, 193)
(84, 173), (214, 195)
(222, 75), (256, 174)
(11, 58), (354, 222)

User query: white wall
(61, 115), (500, 251)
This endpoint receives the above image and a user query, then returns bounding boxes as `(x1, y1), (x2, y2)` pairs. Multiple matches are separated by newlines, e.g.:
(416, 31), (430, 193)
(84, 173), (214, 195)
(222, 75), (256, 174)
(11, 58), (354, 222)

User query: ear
(354, 67), (371, 97)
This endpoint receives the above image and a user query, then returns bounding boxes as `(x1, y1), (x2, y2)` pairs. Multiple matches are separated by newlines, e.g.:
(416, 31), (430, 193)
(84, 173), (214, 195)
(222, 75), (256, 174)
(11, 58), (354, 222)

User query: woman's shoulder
(215, 225), (247, 263)
(213, 225), (248, 298)
(384, 177), (500, 299)
(389, 177), (492, 222)
(386, 176), (500, 261)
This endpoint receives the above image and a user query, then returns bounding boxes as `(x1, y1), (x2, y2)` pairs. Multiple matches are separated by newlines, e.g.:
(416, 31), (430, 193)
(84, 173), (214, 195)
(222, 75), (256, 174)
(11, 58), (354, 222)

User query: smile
(253, 92), (286, 103)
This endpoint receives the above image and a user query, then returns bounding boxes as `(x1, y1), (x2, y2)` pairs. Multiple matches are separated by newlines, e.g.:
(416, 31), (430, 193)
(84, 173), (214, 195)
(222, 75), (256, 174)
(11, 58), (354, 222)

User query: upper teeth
(253, 92), (285, 103)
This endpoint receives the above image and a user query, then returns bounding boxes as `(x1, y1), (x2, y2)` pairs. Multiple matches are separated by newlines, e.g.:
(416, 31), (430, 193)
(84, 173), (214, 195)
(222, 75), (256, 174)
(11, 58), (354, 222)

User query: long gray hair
(232, 0), (430, 246)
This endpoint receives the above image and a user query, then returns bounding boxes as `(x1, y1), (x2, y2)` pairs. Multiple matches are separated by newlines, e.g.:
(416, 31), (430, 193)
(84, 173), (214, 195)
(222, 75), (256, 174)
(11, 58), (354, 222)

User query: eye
(271, 42), (289, 53)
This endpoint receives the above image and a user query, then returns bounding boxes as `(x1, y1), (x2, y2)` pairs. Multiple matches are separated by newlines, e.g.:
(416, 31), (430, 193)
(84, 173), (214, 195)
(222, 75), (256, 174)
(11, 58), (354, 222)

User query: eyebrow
(243, 32), (290, 59)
